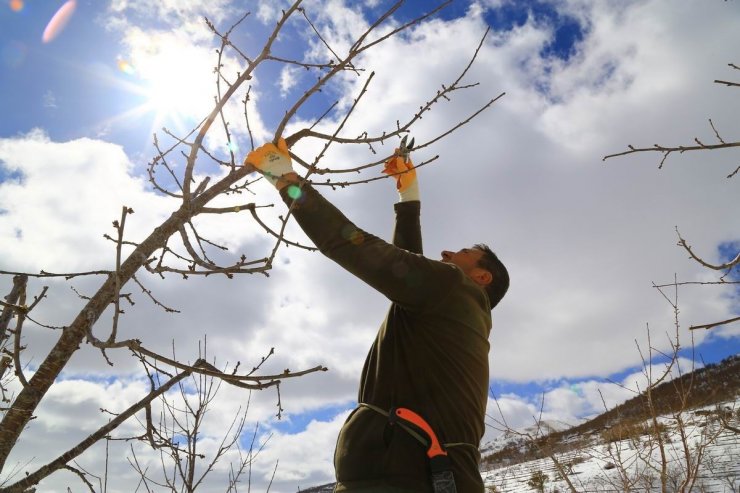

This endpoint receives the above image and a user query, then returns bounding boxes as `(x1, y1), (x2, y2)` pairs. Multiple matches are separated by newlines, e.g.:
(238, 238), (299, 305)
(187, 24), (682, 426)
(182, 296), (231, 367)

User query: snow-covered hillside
(301, 401), (739, 492)
(482, 402), (739, 492)
(481, 420), (576, 459)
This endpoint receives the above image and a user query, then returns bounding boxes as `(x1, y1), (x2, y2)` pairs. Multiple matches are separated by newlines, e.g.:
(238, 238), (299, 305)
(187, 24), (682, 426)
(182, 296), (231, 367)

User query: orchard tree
(0, 1), (503, 491)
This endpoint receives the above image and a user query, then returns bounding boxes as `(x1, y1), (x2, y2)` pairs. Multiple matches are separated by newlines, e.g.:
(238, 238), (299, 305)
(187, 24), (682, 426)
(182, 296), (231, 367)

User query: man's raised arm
(383, 141), (424, 255)
(244, 139), (455, 310)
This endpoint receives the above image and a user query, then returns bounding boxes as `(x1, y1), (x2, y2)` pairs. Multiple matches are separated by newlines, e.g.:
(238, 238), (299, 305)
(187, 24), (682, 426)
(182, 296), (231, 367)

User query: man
(245, 138), (509, 492)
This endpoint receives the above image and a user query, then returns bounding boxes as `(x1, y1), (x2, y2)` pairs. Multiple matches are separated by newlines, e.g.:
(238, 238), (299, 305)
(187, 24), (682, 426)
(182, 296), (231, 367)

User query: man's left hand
(244, 138), (294, 186)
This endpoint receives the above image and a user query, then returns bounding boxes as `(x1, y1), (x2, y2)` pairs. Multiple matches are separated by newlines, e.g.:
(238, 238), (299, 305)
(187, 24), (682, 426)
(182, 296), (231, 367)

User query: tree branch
(689, 315), (740, 331)
(0, 365), (193, 493)
(676, 227), (740, 271)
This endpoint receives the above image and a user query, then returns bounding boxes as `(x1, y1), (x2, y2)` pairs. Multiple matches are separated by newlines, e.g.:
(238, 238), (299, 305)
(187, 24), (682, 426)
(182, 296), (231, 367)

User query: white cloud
(255, 2), (291, 24)
(483, 355), (706, 446)
(278, 65), (301, 97)
(255, 411), (349, 489)
(0, 129), (171, 272)
(107, 0), (235, 28)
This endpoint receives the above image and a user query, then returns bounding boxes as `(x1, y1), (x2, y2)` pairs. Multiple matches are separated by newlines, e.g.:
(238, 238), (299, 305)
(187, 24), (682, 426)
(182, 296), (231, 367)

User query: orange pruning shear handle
(391, 408), (457, 493)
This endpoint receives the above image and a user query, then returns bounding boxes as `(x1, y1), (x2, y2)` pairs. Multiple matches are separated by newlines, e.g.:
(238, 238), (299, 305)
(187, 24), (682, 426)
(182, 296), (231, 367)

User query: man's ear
(472, 269), (493, 287)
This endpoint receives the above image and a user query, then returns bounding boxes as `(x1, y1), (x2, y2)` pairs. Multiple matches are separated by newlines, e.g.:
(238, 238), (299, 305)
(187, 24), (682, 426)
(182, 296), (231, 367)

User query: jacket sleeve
(280, 183), (455, 311)
(392, 201), (423, 254)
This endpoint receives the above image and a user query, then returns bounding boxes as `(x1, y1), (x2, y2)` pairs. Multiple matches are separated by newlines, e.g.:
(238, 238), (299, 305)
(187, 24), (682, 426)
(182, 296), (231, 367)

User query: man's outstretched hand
(383, 150), (419, 202)
(244, 138), (295, 187)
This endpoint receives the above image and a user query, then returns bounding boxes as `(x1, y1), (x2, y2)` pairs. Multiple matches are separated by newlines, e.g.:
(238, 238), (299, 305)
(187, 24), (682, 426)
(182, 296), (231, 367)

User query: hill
(302, 354), (740, 491)
(482, 354), (740, 469)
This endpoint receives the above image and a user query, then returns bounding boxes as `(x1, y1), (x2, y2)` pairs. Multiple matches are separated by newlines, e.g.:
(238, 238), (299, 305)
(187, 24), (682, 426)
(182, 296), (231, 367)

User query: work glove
(383, 151), (419, 202)
(243, 138), (294, 186)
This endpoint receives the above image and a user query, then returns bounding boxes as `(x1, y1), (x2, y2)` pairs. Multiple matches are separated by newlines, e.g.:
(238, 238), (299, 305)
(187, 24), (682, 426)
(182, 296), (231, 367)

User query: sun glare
(141, 54), (211, 118)
(116, 40), (216, 130)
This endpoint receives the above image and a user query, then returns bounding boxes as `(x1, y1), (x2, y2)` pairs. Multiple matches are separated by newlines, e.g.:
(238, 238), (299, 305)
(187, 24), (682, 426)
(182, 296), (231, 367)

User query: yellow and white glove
(243, 138), (294, 186)
(383, 151), (419, 202)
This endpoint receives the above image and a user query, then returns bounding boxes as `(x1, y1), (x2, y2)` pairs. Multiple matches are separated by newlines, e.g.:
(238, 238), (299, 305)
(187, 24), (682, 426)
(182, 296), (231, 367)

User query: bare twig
(603, 140), (740, 167)
(652, 279), (739, 288)
(109, 206), (133, 345)
(0, 270), (112, 279)
(248, 207), (317, 250)
(277, 1), (452, 142)
(131, 275), (180, 314)
(128, 340), (327, 388)
(676, 227), (740, 271)
(708, 119), (726, 144)
(605, 64), (740, 177)
(0, 366), (193, 493)
(713, 79), (740, 88)
(242, 86), (255, 151)
(689, 315), (740, 331)
(183, 2), (305, 201)
(62, 464), (96, 493)
(295, 7), (360, 75)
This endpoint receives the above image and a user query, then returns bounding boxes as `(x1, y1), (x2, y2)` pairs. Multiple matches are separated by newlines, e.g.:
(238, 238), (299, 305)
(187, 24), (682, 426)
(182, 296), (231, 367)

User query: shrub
(527, 470), (548, 493)
(600, 421), (645, 443)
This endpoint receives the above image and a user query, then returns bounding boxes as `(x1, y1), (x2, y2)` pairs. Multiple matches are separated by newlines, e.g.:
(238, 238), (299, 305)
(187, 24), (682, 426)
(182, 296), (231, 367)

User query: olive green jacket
(281, 183), (492, 492)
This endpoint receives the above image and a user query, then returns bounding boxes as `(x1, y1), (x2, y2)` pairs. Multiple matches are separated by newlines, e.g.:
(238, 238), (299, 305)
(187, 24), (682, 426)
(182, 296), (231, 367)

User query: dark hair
(473, 243), (509, 309)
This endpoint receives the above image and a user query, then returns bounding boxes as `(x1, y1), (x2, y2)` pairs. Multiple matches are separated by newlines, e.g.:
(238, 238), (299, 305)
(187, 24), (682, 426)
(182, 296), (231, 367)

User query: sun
(116, 38), (217, 130)
(139, 49), (214, 121)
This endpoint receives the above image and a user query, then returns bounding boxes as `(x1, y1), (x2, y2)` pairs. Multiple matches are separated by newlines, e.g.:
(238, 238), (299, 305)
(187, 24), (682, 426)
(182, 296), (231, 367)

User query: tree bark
(0, 275), (26, 343)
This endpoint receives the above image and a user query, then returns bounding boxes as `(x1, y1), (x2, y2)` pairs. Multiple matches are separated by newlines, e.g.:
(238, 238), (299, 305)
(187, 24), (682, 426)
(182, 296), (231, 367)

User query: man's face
(441, 247), (485, 275)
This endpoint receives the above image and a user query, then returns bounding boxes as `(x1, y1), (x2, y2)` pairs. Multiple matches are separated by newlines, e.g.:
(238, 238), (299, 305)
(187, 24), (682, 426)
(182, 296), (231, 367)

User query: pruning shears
(399, 134), (416, 163)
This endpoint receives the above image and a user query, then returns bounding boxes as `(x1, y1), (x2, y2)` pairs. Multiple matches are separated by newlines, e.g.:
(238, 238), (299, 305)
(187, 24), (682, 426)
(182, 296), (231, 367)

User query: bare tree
(604, 61), (740, 334)
(0, 2), (502, 490)
(484, 394), (581, 493)
(589, 60), (740, 492)
(123, 344), (274, 492)
(486, 59), (740, 480)
(599, 311), (729, 492)
(483, 322), (738, 492)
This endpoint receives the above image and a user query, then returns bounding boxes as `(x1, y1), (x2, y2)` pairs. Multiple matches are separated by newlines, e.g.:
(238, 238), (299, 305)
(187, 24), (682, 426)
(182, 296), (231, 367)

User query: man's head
(441, 244), (509, 309)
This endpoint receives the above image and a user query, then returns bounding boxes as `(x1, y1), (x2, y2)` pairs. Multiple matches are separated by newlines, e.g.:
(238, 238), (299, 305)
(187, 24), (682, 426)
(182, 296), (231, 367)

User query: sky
(0, 0), (739, 492)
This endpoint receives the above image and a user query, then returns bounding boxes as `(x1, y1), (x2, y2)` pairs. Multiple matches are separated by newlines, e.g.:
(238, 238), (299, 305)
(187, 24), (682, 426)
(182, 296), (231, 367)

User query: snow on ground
(482, 402), (740, 492)
(482, 420), (577, 458)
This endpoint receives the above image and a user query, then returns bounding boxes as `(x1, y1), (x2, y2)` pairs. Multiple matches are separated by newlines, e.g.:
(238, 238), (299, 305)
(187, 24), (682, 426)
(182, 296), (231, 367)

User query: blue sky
(2, 2), (121, 139)
(1, 0), (588, 149)
(1, 1), (739, 491)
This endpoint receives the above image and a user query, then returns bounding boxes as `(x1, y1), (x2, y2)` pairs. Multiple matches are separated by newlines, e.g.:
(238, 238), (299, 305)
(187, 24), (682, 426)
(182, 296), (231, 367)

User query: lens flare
(287, 185), (302, 200)
(117, 59), (135, 75)
(42, 0), (76, 44)
(10, 0), (24, 12)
